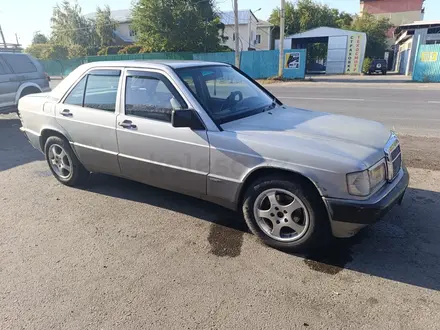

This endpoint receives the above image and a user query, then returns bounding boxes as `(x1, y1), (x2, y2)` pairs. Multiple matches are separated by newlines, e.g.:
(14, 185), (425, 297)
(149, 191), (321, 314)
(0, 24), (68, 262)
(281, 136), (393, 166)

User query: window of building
(233, 33), (235, 41)
(256, 34), (261, 44)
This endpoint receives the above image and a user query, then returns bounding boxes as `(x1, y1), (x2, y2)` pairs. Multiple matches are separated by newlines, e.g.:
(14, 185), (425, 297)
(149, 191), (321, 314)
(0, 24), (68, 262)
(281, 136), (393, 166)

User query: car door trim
(118, 153), (207, 176)
(72, 142), (118, 156)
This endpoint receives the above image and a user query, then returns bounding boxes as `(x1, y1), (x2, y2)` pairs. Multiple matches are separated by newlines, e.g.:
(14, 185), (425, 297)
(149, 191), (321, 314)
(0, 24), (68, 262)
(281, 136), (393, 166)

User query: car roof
(82, 60), (230, 70)
(50, 60), (231, 101)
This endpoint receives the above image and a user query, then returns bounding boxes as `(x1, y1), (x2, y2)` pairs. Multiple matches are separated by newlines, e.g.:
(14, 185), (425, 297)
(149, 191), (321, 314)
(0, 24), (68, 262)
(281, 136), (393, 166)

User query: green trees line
(26, 0), (392, 61)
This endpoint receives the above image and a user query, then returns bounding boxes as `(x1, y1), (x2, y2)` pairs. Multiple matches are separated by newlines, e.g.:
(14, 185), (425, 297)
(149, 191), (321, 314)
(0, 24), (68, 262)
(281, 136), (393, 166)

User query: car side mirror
(171, 109), (205, 130)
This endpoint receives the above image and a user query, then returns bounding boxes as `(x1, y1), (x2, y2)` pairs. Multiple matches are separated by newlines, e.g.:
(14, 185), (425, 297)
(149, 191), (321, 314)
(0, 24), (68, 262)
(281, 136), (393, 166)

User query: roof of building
(220, 10), (259, 25)
(257, 20), (273, 27)
(285, 27), (366, 39)
(395, 20), (440, 37)
(85, 9), (132, 23)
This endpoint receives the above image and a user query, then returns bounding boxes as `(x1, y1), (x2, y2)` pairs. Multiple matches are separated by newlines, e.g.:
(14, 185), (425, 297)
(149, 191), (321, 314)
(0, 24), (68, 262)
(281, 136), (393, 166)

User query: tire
(242, 175), (331, 252)
(19, 87), (41, 99)
(44, 136), (89, 186)
(382, 71), (387, 75)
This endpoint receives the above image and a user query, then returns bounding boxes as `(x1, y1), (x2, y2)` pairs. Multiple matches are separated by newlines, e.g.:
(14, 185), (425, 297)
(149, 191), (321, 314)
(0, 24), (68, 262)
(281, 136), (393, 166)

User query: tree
(95, 5), (118, 47)
(32, 31), (48, 44)
(131, 0), (221, 52)
(269, 0), (353, 36)
(351, 13), (393, 58)
(50, 0), (94, 47)
(25, 44), (68, 60)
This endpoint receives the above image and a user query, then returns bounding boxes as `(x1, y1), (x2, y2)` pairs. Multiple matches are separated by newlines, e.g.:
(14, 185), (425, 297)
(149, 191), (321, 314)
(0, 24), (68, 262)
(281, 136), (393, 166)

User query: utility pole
(0, 24), (7, 48)
(278, 0), (285, 77)
(234, 0), (240, 68)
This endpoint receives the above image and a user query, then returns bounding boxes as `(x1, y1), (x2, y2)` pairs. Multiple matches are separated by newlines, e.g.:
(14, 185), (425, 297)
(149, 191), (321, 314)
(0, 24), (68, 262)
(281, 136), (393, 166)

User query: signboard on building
(421, 52), (438, 62)
(285, 52), (301, 69)
(345, 34), (365, 73)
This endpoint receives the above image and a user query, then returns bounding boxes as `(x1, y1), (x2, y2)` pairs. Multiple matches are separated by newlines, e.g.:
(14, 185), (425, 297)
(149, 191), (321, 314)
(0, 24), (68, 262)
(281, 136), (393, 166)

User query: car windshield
(175, 65), (276, 124)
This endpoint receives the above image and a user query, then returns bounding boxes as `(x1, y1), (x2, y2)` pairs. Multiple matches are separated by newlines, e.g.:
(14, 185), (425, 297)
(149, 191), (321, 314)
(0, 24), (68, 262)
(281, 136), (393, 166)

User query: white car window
(125, 75), (183, 122)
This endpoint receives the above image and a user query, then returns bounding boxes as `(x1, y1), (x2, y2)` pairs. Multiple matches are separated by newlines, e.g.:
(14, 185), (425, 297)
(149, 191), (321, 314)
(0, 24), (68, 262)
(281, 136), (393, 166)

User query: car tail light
(44, 72), (51, 82)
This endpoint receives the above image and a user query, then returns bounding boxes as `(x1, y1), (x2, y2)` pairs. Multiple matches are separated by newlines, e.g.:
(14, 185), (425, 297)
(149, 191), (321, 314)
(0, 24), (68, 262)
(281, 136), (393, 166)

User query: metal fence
(413, 44), (440, 82)
(40, 49), (307, 80)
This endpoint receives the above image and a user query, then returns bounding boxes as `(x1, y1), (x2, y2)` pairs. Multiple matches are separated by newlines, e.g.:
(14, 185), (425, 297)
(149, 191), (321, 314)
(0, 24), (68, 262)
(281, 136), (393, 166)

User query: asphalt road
(1, 82), (440, 329)
(266, 82), (440, 138)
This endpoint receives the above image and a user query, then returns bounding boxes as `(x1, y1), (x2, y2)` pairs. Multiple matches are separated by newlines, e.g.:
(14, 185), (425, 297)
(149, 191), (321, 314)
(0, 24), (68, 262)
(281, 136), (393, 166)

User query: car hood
(221, 106), (391, 168)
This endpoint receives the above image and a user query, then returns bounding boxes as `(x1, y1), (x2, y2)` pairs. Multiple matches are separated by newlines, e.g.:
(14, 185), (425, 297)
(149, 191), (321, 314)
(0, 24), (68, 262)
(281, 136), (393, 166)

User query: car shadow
(84, 173), (249, 233)
(0, 117), (44, 172)
(81, 175), (440, 291)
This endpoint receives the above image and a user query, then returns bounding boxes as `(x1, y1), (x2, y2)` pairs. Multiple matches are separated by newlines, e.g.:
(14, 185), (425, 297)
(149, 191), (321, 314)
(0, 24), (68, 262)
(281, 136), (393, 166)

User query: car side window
(125, 73), (186, 122)
(64, 76), (87, 106)
(63, 70), (121, 111)
(84, 72), (120, 112)
(0, 54), (37, 74)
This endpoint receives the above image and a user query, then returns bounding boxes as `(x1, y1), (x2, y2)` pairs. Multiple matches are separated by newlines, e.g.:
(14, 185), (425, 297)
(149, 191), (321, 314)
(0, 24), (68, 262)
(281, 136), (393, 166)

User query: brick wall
(362, 0), (424, 14)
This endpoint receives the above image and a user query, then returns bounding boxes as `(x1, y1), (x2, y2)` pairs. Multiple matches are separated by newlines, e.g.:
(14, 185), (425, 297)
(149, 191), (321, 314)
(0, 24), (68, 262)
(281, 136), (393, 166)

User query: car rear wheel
(242, 175), (331, 252)
(44, 136), (89, 186)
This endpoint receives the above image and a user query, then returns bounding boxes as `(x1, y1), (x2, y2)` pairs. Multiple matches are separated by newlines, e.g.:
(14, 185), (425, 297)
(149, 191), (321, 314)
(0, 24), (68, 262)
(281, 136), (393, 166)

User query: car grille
(385, 136), (402, 181)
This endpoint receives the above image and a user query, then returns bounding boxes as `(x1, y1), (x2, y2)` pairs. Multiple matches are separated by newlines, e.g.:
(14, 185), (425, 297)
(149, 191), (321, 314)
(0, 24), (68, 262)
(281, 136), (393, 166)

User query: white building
(219, 10), (272, 51)
(276, 27), (367, 74)
(85, 9), (136, 45)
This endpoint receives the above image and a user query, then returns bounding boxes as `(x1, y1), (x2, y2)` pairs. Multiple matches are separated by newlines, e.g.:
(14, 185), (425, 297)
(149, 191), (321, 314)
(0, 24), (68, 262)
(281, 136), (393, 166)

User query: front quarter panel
(207, 130), (366, 207)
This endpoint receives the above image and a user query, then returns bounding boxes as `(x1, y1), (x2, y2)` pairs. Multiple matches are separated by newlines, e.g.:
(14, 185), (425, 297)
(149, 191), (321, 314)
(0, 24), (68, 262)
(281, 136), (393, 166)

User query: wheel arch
(15, 83), (43, 104)
(39, 128), (70, 151)
(236, 167), (326, 209)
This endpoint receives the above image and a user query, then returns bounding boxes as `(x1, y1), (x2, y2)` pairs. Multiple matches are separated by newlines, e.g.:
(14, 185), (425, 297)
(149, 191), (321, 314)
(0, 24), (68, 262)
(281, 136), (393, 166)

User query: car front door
(0, 57), (19, 108)
(55, 69), (121, 175)
(116, 69), (210, 197)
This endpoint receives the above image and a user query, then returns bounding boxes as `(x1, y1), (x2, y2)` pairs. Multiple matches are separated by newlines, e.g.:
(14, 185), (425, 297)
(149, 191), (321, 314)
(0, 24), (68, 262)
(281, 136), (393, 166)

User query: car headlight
(347, 159), (386, 196)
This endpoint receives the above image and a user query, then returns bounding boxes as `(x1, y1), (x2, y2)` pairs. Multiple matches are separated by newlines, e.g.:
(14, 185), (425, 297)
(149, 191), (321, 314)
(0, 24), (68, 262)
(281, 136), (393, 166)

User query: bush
(25, 44), (48, 59)
(68, 45), (87, 59)
(118, 45), (143, 54)
(97, 46), (125, 56)
(25, 44), (69, 60)
(86, 47), (100, 56)
(362, 57), (373, 73)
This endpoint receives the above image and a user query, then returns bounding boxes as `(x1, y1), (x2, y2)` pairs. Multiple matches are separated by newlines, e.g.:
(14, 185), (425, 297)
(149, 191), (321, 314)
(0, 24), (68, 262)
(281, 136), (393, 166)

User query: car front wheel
(242, 175), (331, 252)
(44, 136), (89, 186)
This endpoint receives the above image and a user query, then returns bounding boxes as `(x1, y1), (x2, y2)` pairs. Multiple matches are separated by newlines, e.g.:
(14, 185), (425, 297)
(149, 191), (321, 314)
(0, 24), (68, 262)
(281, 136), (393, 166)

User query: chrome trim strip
(20, 127), (41, 137)
(118, 153), (208, 176)
(72, 142), (118, 155)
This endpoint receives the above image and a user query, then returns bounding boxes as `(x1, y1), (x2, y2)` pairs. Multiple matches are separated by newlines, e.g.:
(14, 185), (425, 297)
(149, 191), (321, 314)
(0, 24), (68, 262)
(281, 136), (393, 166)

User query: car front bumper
(323, 166), (409, 237)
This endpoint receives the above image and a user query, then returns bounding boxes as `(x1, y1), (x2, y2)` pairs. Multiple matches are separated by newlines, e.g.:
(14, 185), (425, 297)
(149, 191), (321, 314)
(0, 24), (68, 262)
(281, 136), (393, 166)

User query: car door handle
(60, 109), (73, 117)
(118, 120), (137, 129)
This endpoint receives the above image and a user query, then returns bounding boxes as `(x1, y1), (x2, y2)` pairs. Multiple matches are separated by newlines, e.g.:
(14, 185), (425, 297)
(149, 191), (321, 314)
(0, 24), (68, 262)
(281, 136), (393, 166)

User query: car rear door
(55, 68), (121, 175)
(116, 69), (210, 197)
(0, 57), (19, 108)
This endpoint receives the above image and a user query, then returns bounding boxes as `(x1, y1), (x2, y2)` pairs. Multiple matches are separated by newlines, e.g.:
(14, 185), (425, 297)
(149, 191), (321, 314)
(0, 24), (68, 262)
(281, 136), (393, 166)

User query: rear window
(0, 54), (37, 74)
